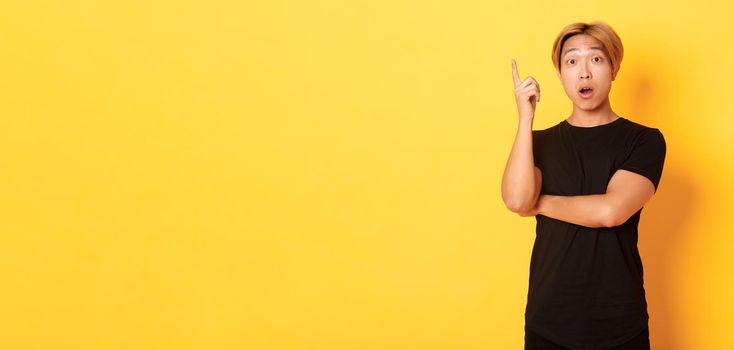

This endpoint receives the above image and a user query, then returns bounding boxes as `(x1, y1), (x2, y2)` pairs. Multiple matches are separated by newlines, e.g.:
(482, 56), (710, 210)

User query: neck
(567, 96), (619, 127)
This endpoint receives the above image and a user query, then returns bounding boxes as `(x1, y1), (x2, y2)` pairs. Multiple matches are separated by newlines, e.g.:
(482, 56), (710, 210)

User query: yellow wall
(1, 1), (733, 349)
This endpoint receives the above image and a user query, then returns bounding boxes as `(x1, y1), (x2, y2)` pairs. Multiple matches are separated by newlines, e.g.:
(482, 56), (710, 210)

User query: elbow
(502, 185), (525, 213)
(600, 203), (625, 228)
(504, 200), (522, 213)
(504, 199), (534, 214)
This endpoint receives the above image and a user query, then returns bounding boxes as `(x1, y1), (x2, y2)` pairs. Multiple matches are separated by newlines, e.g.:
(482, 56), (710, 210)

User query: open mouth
(578, 87), (594, 98)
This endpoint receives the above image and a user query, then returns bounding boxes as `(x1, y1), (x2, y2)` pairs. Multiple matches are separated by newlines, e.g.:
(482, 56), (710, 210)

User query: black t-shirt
(526, 116), (666, 350)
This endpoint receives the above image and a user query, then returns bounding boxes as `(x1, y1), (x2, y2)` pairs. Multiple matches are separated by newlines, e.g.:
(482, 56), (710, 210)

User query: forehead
(562, 35), (607, 56)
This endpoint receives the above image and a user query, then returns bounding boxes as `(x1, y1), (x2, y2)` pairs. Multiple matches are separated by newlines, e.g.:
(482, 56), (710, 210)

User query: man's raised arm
(502, 59), (543, 213)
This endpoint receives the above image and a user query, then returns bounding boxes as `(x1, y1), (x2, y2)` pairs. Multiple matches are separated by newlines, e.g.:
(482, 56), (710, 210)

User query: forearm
(536, 193), (613, 228)
(501, 117), (538, 212)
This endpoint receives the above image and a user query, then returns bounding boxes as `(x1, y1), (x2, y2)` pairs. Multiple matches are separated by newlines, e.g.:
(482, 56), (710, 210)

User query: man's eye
(593, 56), (603, 62)
(567, 59), (575, 64)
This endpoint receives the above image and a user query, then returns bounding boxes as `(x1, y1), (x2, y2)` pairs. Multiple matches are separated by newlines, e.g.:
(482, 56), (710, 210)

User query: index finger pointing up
(511, 59), (521, 86)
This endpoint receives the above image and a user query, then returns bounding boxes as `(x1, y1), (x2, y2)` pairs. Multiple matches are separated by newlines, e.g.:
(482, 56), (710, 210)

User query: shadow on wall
(621, 45), (696, 350)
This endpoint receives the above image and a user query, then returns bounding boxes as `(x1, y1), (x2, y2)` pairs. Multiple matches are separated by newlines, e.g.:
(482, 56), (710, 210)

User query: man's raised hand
(512, 59), (540, 119)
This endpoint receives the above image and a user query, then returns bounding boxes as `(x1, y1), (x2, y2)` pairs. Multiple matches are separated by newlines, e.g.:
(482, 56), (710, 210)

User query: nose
(579, 65), (591, 79)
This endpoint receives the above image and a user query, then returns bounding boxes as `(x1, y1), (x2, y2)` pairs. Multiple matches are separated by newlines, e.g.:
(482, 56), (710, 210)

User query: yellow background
(1, 1), (733, 349)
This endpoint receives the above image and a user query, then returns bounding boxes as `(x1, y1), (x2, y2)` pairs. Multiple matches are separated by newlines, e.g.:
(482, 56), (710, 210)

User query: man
(501, 21), (666, 350)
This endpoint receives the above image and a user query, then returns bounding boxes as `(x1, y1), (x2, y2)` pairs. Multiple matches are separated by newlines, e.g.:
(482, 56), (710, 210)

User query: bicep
(606, 169), (656, 226)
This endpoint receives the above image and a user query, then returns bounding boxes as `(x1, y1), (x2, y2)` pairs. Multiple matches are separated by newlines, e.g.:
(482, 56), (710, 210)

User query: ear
(556, 69), (561, 79)
(611, 69), (617, 81)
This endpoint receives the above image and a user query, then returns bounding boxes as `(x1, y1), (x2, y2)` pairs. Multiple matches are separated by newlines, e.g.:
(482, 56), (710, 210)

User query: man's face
(556, 34), (617, 109)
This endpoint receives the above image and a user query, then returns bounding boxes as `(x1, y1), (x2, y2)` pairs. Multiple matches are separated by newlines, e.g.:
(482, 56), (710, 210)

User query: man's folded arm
(535, 169), (656, 228)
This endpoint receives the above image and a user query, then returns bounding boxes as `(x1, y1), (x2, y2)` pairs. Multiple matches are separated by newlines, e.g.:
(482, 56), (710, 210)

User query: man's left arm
(519, 169), (657, 228)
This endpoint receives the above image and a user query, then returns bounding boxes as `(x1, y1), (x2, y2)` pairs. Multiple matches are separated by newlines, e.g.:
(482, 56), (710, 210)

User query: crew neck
(562, 116), (625, 129)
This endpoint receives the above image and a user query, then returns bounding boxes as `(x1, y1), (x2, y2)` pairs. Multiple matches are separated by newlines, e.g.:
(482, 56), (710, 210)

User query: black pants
(525, 325), (650, 350)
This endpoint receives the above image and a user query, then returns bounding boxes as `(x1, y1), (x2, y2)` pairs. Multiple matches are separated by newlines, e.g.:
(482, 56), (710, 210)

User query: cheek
(597, 67), (613, 81)
(598, 80), (612, 92)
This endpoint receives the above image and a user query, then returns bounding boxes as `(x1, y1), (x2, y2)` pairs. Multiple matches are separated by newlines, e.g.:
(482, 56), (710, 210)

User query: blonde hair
(551, 21), (624, 75)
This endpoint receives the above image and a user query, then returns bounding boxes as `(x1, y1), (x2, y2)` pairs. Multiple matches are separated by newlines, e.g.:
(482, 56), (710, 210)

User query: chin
(581, 101), (605, 110)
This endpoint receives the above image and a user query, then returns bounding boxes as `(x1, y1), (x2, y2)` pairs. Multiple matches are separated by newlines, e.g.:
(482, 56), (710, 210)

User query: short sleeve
(532, 130), (542, 168)
(619, 128), (667, 192)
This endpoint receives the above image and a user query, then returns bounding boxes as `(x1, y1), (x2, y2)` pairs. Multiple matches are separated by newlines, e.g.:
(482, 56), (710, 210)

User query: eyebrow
(563, 47), (605, 57)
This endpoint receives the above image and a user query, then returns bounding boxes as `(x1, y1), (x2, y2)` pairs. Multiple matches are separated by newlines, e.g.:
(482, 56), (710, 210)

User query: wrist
(536, 194), (550, 215)
(519, 114), (534, 122)
(518, 116), (534, 129)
